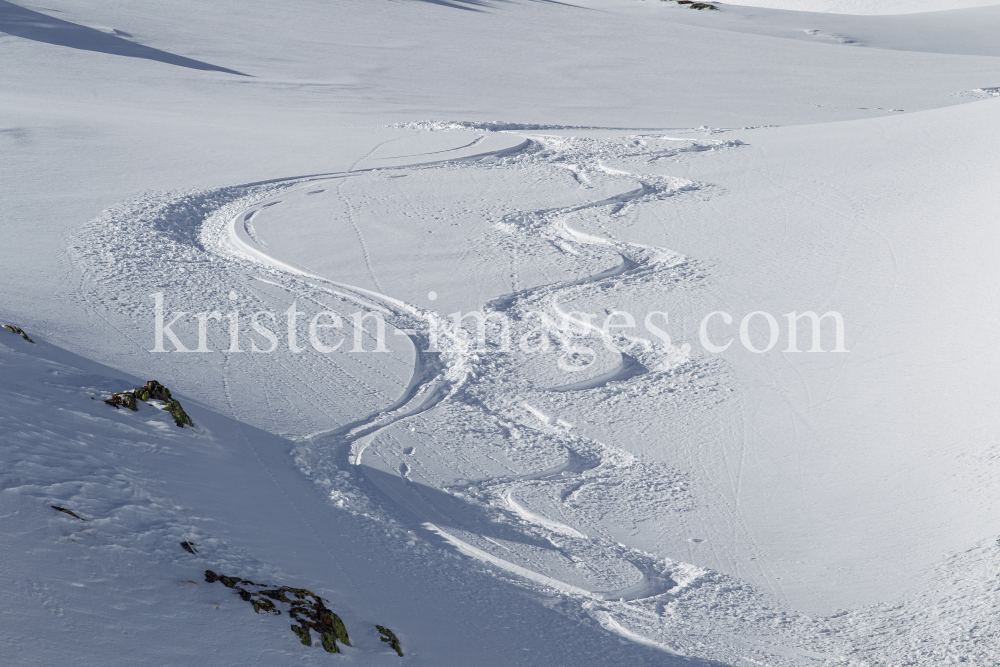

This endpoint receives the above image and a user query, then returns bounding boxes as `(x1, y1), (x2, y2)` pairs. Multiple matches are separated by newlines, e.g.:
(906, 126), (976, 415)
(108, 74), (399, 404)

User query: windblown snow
(3, 0), (1000, 665)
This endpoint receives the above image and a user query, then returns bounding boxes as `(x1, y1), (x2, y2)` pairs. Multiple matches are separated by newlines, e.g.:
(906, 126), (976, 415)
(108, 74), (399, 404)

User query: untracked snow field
(3, 0), (1000, 665)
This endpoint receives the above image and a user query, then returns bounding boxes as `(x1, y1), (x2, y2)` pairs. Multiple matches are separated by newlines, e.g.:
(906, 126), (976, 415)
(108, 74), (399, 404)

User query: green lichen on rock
(104, 380), (193, 427)
(377, 625), (404, 657)
(163, 398), (194, 428)
(106, 390), (138, 411)
(325, 609), (350, 647)
(321, 631), (340, 654)
(135, 380), (171, 402)
(204, 570), (349, 654)
(292, 624), (312, 646)
(252, 598), (277, 614)
(3, 324), (34, 343)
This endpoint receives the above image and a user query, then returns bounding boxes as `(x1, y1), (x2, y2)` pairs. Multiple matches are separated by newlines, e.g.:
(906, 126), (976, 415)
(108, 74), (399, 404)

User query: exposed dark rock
(162, 398), (194, 428)
(104, 380), (193, 427)
(180, 541), (198, 554)
(135, 380), (171, 402)
(105, 390), (138, 411)
(3, 324), (34, 343)
(377, 625), (404, 657)
(292, 624), (312, 646)
(203, 570), (350, 654)
(321, 631), (340, 654)
(51, 505), (85, 521)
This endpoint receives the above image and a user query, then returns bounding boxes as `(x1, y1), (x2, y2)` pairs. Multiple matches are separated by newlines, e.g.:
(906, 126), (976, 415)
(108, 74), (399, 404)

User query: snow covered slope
(0, 331), (686, 666)
(728, 0), (1000, 14)
(4, 0), (1000, 664)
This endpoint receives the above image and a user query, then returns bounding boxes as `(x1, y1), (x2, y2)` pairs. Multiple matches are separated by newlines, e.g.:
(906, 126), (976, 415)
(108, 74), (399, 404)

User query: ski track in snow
(68, 126), (1000, 665)
(217, 132), (715, 604)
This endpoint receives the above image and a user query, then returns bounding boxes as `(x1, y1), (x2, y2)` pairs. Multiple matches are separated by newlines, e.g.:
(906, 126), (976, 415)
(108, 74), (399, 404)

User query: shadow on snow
(0, 1), (247, 75)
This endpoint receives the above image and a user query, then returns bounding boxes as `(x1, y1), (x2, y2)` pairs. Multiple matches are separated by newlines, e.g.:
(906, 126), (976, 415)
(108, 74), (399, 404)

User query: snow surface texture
(0, 335), (698, 666)
(728, 0), (1000, 14)
(4, 0), (1000, 664)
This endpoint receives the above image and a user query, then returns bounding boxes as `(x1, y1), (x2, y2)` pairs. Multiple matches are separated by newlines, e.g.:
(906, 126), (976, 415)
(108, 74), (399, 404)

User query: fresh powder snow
(3, 0), (1000, 665)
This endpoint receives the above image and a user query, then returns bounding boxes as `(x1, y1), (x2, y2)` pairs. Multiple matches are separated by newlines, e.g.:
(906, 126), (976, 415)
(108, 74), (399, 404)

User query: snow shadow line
(0, 1), (248, 76)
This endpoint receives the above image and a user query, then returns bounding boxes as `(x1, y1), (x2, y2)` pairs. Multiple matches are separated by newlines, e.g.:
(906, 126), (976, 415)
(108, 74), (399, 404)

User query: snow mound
(957, 86), (1000, 98)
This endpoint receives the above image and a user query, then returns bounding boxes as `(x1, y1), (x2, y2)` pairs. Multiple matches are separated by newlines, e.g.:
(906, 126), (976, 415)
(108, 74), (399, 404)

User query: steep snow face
(0, 334), (698, 667)
(727, 0), (1000, 14)
(6, 327), (1000, 666)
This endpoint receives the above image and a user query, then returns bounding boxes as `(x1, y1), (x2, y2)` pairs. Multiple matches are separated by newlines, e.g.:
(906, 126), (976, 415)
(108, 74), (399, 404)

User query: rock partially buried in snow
(203, 570), (351, 654)
(104, 380), (194, 428)
(50, 505), (86, 521)
(3, 324), (34, 343)
(377, 625), (404, 657)
(674, 0), (719, 8)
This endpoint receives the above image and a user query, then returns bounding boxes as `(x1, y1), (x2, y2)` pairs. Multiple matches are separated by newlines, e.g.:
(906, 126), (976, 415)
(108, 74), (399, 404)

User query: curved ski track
(219, 134), (713, 602)
(72, 129), (792, 657)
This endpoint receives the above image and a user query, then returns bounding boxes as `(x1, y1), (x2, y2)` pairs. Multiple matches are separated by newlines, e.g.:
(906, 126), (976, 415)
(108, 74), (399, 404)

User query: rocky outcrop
(204, 570), (351, 654)
(105, 380), (193, 428)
